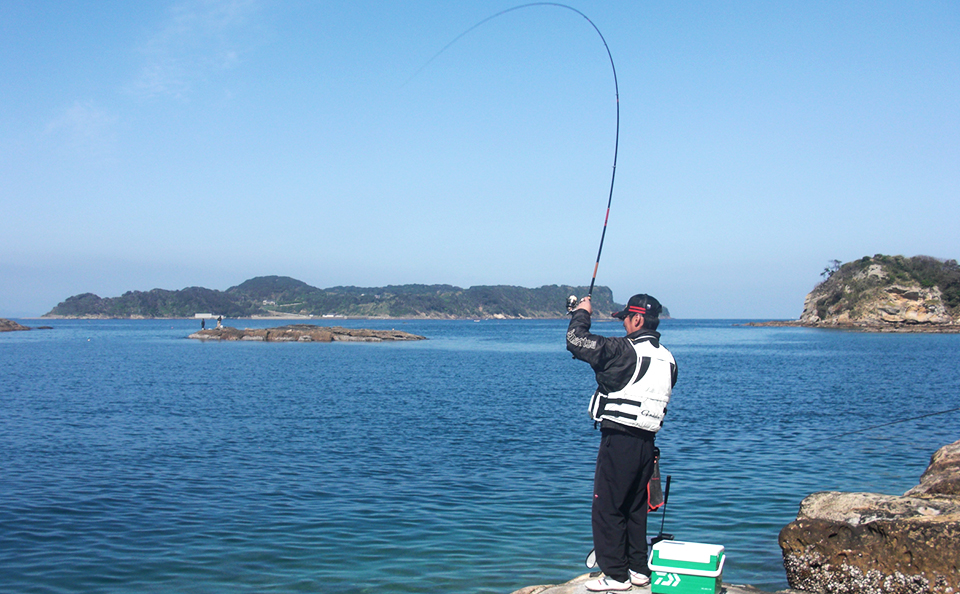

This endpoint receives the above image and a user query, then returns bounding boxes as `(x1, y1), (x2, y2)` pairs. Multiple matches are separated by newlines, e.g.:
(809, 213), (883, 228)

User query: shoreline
(32, 314), (576, 321)
(509, 572), (809, 594)
(742, 320), (960, 333)
(24, 316), (960, 332)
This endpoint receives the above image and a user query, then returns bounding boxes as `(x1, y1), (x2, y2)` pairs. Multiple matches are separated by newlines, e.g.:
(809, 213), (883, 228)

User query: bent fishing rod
(408, 4), (620, 306)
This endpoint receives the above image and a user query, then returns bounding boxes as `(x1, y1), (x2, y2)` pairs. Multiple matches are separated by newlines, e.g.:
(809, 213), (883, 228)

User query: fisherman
(567, 293), (677, 592)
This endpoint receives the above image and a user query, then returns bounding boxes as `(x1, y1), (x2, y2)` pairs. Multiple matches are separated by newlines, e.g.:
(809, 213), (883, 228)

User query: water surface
(2, 319), (957, 593)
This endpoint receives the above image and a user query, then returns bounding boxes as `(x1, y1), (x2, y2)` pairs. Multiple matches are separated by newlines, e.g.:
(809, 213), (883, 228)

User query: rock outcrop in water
(188, 324), (425, 342)
(0, 318), (51, 332)
(0, 318), (31, 332)
(779, 440), (960, 593)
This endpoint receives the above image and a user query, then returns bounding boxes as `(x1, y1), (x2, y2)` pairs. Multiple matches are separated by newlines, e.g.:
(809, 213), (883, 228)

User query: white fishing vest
(588, 337), (676, 433)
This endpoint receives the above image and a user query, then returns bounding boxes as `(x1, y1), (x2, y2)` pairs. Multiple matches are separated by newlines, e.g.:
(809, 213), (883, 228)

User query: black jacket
(566, 309), (678, 432)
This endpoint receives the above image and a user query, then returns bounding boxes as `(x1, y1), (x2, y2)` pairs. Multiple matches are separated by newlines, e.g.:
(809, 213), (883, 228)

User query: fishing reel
(566, 294), (579, 313)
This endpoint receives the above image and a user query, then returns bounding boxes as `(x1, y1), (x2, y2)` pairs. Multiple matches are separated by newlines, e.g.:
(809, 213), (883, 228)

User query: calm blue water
(1, 319), (958, 593)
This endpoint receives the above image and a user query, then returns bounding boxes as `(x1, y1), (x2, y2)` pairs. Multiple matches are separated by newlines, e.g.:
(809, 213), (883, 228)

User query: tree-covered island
(754, 254), (960, 331)
(43, 276), (653, 320)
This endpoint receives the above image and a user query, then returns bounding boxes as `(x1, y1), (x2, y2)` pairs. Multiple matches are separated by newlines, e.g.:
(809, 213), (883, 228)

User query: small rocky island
(188, 324), (425, 342)
(752, 255), (960, 332)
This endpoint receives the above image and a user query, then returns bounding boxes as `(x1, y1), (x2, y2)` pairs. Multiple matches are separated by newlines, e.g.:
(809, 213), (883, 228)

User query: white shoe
(629, 570), (651, 587)
(585, 576), (633, 591)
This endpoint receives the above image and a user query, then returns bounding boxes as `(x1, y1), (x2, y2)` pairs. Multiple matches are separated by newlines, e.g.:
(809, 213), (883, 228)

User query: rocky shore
(513, 440), (959, 594)
(509, 573), (809, 594)
(188, 324), (426, 342)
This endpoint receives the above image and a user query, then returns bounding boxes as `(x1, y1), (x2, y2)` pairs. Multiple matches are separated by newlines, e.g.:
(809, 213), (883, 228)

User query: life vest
(588, 336), (676, 433)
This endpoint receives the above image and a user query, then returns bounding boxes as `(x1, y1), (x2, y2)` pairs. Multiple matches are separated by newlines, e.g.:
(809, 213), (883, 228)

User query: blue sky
(2, 1), (958, 318)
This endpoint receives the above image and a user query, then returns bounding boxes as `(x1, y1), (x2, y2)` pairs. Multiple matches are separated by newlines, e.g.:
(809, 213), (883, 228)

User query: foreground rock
(779, 440), (960, 593)
(188, 324), (426, 342)
(510, 572), (808, 594)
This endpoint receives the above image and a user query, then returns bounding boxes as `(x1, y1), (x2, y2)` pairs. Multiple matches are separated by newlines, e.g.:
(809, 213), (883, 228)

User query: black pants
(592, 428), (656, 583)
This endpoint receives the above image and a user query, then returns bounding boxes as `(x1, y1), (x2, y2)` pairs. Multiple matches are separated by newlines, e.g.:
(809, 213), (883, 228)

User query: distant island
(752, 254), (960, 332)
(43, 277), (659, 320)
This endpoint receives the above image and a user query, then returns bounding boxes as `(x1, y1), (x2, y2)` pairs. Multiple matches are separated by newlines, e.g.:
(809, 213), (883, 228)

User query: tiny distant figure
(216, 316), (223, 329)
(566, 293), (678, 592)
(201, 318), (205, 330)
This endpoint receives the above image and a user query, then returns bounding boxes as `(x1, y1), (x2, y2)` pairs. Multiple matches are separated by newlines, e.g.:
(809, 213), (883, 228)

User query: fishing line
(407, 3), (620, 298)
(830, 406), (960, 438)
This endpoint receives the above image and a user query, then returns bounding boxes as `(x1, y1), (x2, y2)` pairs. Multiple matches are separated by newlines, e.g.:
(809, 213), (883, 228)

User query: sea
(1, 318), (958, 594)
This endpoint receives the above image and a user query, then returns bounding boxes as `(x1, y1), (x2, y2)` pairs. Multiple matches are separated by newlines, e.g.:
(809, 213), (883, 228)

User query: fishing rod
(831, 406), (960, 438)
(407, 4), (620, 306)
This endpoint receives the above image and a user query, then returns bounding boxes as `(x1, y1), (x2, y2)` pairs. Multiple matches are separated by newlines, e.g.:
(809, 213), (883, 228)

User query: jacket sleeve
(566, 309), (622, 370)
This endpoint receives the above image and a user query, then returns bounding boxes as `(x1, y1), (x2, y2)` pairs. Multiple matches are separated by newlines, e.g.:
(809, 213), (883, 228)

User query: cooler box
(648, 540), (725, 594)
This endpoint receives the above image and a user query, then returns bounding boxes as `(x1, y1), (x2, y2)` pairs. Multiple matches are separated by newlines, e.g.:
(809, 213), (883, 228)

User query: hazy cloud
(43, 101), (119, 163)
(131, 0), (258, 99)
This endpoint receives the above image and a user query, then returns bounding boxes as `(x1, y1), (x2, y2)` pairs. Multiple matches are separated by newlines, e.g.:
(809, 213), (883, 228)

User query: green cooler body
(648, 540), (725, 594)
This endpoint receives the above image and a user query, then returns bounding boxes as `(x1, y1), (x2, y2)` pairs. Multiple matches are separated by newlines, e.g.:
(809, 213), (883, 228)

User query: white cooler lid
(649, 540), (726, 577)
(651, 540), (724, 564)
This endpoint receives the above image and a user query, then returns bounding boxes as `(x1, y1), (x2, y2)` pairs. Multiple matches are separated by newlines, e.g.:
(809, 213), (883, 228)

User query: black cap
(612, 294), (662, 319)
